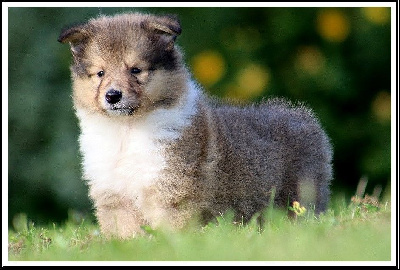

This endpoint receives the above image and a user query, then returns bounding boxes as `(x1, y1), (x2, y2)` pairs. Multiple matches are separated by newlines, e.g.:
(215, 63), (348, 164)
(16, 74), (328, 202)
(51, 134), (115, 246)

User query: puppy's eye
(130, 67), (142, 75)
(97, 71), (105, 77)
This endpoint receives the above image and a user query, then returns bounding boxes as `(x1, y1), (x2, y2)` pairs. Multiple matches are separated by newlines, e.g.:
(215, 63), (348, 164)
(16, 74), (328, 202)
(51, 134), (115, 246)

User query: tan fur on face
(60, 12), (186, 118)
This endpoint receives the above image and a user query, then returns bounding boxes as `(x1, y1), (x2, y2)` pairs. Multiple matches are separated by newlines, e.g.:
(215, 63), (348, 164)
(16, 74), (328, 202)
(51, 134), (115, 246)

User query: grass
(7, 187), (392, 264)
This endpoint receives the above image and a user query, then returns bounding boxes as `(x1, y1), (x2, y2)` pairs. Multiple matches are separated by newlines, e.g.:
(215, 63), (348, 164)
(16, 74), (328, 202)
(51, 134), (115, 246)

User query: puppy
(58, 12), (333, 238)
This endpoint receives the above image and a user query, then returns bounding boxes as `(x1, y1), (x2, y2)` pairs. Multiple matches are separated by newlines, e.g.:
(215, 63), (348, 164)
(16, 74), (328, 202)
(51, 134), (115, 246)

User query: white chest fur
(75, 80), (200, 207)
(78, 116), (166, 201)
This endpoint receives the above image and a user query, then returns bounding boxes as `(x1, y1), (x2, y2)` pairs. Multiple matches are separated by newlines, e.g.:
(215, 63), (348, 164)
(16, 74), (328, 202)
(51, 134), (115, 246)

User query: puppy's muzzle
(105, 89), (122, 104)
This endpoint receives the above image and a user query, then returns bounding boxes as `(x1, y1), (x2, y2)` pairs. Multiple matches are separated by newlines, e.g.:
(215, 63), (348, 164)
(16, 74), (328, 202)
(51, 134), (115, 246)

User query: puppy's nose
(105, 89), (122, 104)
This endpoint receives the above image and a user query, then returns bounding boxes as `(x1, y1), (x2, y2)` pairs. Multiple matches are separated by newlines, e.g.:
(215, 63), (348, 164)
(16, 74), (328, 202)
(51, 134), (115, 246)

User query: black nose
(105, 89), (122, 104)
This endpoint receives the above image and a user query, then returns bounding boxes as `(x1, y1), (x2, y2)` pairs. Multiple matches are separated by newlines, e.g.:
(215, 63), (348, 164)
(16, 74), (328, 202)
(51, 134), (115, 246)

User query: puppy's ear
(144, 14), (182, 50)
(148, 14), (182, 37)
(58, 23), (90, 56)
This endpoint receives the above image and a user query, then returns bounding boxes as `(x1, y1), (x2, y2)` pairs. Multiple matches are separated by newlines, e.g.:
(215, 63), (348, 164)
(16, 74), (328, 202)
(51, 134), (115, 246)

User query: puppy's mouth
(106, 104), (139, 116)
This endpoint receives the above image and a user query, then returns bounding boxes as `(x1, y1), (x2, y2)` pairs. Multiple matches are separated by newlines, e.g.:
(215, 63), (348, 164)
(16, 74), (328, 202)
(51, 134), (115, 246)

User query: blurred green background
(7, 6), (392, 226)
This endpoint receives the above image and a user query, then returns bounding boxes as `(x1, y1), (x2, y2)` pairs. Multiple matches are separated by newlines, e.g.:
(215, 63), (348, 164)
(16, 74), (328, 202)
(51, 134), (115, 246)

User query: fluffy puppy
(58, 12), (333, 238)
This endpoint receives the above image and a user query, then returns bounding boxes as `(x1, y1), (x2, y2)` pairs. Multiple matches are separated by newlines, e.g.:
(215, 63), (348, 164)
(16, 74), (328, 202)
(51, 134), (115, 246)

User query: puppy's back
(206, 98), (332, 219)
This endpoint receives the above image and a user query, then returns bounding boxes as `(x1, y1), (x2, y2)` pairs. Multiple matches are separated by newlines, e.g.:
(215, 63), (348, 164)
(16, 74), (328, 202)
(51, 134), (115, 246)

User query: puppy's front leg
(95, 201), (147, 239)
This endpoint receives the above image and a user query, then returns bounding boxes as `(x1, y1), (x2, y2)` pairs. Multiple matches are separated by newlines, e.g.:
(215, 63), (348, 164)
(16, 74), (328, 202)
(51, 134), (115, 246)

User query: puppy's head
(58, 13), (187, 116)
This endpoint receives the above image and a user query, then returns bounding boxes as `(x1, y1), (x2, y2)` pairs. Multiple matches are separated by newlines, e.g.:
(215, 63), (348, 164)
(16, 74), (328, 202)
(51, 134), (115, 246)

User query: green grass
(7, 194), (392, 263)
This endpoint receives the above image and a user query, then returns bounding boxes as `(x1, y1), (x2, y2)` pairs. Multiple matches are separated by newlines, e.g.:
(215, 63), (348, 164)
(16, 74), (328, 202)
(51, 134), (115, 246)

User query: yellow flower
(191, 50), (226, 87)
(317, 9), (350, 42)
(362, 7), (390, 25)
(225, 63), (270, 102)
(290, 201), (307, 216)
(295, 45), (325, 76)
(371, 91), (391, 123)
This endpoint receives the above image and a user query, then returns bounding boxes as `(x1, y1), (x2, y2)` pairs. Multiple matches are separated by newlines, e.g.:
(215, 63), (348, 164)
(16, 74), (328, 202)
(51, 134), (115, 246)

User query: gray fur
(162, 97), (333, 225)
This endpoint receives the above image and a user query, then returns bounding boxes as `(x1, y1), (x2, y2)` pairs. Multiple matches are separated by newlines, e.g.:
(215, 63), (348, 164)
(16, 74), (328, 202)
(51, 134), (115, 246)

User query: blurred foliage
(7, 7), (392, 225)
